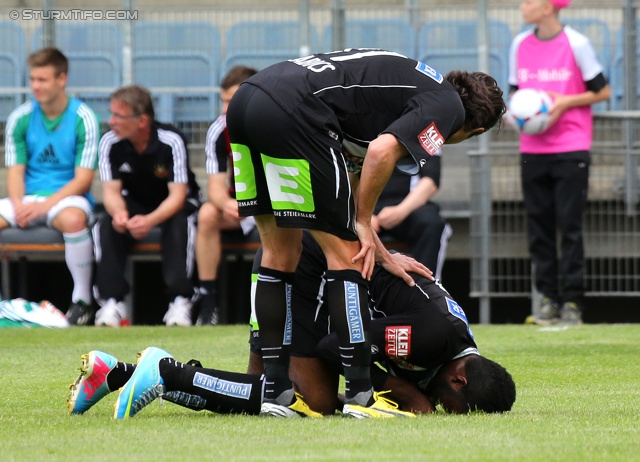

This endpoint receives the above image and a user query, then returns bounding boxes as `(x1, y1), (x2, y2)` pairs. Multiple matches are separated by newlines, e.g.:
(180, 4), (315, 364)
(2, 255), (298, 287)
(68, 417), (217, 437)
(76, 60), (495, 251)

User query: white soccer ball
(504, 88), (553, 135)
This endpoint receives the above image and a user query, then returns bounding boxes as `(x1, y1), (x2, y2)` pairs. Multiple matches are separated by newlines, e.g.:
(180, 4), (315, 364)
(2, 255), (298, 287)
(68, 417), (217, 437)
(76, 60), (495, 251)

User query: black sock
(106, 362), (136, 391)
(326, 269), (373, 406)
(199, 280), (217, 297)
(255, 266), (295, 403)
(159, 358), (263, 414)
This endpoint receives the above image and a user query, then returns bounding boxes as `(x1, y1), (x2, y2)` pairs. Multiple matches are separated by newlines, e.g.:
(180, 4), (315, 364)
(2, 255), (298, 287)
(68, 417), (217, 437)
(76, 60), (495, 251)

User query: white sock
(63, 229), (93, 304)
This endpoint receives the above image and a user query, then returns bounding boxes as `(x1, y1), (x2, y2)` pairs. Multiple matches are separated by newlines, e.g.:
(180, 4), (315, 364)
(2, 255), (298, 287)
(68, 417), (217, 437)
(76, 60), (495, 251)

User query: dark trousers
(93, 198), (198, 303)
(376, 201), (450, 279)
(521, 152), (590, 303)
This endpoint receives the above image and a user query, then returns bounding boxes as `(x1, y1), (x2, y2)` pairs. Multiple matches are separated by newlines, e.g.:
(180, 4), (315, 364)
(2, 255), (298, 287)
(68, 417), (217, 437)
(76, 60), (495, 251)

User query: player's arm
(547, 78), (611, 125)
(6, 165), (26, 210)
(372, 230), (432, 283)
(5, 111), (29, 210)
(143, 182), (187, 228)
(102, 180), (125, 215)
(126, 182), (187, 240)
(39, 167), (95, 211)
(351, 164), (431, 284)
(204, 117), (238, 217)
(353, 133), (408, 279)
(371, 365), (436, 413)
(376, 176), (438, 230)
(208, 172), (238, 219)
(377, 153), (441, 231)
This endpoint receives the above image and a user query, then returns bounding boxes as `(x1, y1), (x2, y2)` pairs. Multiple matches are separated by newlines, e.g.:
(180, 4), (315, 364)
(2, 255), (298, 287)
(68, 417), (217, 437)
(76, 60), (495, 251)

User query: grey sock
(345, 388), (374, 407)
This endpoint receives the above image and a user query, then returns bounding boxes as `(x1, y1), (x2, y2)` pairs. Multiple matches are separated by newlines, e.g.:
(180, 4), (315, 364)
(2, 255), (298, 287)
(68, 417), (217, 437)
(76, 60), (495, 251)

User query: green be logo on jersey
(232, 144), (315, 213)
(232, 143), (257, 200)
(261, 154), (315, 212)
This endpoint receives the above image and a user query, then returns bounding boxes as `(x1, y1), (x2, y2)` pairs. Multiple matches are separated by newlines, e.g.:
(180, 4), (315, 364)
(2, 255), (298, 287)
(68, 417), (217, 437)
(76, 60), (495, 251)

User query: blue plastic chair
(32, 23), (123, 121)
(323, 18), (417, 58)
(222, 20), (320, 78)
(417, 19), (513, 93)
(0, 22), (27, 121)
(133, 21), (221, 123)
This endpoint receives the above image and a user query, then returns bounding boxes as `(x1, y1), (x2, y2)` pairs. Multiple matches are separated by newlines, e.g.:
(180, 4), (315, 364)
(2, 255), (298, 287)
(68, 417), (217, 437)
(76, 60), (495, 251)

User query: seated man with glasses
(93, 85), (202, 327)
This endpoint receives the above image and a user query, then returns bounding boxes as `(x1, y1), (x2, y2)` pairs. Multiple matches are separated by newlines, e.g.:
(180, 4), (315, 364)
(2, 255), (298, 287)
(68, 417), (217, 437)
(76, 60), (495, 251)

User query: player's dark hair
(28, 47), (68, 76)
(461, 356), (516, 413)
(110, 85), (155, 121)
(445, 70), (506, 133)
(221, 65), (258, 90)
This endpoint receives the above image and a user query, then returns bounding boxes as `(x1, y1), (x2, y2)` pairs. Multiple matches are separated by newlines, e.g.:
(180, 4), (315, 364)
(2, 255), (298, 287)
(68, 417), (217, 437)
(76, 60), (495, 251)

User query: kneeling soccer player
(68, 234), (515, 418)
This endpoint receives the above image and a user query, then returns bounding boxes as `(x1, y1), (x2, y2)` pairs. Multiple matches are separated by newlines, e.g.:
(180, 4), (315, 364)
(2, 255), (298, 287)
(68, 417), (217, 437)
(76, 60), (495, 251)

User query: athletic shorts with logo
(227, 83), (357, 241)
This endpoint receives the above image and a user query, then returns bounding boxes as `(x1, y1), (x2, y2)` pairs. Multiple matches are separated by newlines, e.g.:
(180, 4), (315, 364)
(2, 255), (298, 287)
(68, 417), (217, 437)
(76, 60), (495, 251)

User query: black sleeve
(420, 154), (441, 187)
(383, 90), (465, 173)
(585, 72), (608, 94)
(215, 129), (230, 173)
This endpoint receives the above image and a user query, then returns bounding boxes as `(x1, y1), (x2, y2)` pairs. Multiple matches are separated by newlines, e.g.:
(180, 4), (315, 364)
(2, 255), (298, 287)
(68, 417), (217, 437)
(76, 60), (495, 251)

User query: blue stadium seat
(223, 20), (320, 77)
(521, 18), (612, 110)
(0, 21), (26, 122)
(610, 22), (638, 111)
(32, 23), (123, 121)
(323, 18), (417, 58)
(133, 21), (221, 123)
(417, 19), (513, 93)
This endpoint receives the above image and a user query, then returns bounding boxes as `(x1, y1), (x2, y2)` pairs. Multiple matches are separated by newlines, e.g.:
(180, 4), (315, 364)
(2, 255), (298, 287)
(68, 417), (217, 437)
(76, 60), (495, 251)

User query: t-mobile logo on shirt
(518, 67), (573, 83)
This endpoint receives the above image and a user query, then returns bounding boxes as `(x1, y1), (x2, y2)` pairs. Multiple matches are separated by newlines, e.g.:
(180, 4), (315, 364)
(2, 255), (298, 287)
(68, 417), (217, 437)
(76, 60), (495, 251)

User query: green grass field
(1, 324), (640, 461)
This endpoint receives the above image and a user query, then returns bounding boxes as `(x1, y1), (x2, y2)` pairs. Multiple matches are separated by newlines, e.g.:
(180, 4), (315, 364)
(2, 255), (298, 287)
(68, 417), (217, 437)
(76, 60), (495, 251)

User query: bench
(0, 226), (411, 325)
(0, 226), (261, 324)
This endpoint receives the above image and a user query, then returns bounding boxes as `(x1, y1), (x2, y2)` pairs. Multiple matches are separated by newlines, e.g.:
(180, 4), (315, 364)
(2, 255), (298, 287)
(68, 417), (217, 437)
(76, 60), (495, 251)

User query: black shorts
(226, 83), (358, 241)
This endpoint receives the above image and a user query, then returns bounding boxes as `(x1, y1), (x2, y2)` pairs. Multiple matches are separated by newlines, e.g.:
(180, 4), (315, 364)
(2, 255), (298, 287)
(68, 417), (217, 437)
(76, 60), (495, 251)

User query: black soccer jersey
(287, 230), (478, 390)
(99, 122), (201, 209)
(245, 49), (465, 174)
(367, 266), (477, 389)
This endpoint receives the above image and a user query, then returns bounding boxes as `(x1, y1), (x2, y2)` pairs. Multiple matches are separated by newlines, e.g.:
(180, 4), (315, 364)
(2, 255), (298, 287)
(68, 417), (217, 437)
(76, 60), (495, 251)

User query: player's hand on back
(379, 252), (433, 286)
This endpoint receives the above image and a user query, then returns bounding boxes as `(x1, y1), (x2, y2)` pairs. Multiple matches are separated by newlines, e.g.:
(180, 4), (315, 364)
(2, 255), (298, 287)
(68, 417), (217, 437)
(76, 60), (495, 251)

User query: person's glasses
(110, 112), (140, 120)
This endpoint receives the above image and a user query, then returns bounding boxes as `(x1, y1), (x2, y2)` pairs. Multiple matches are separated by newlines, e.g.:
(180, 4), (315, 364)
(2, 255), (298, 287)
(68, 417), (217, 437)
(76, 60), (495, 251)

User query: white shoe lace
(131, 383), (165, 413)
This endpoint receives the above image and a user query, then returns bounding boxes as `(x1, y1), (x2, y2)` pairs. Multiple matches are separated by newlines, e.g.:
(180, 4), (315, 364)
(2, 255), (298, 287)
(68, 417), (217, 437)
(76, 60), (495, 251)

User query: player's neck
(40, 93), (68, 120)
(535, 17), (563, 40)
(131, 126), (151, 154)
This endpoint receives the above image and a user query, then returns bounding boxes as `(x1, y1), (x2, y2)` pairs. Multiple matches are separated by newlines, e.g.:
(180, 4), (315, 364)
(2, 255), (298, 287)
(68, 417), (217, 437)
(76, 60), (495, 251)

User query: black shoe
(525, 296), (560, 325)
(195, 292), (219, 326)
(559, 301), (583, 325)
(66, 301), (94, 326)
(196, 306), (219, 326)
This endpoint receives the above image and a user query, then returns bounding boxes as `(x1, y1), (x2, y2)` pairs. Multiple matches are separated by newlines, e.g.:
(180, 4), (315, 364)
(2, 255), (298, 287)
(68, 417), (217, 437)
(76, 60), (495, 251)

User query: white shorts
(0, 195), (93, 228)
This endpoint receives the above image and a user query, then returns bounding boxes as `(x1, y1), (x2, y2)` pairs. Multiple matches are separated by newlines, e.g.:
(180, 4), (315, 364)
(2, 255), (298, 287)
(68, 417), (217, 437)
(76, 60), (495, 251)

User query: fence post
(41, 0), (55, 47)
(299, 0), (311, 57)
(331, 0), (345, 51)
(121, 0), (134, 86)
(623, 0), (638, 216)
(477, 0), (492, 324)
